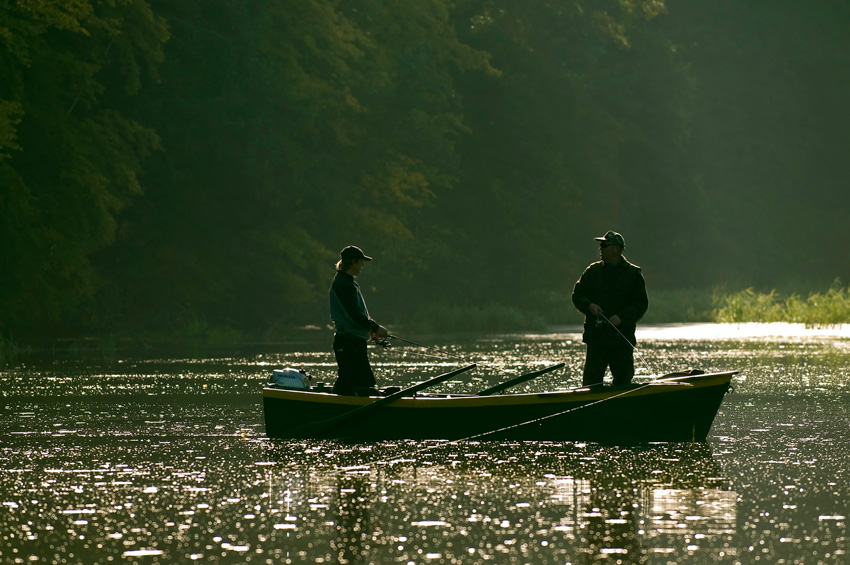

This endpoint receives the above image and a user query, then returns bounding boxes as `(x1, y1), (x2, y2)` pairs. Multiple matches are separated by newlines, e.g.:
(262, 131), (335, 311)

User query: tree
(0, 0), (168, 334)
(428, 0), (696, 305)
(100, 0), (495, 333)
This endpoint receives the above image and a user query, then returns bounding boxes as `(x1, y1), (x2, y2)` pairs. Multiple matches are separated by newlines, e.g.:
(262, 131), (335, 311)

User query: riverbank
(3, 284), (848, 365)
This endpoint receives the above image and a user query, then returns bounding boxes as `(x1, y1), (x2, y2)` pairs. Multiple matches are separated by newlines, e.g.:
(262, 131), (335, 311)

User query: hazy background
(2, 0), (849, 339)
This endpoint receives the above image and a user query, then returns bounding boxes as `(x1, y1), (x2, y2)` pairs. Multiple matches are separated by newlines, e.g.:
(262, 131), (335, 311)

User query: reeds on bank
(712, 284), (850, 328)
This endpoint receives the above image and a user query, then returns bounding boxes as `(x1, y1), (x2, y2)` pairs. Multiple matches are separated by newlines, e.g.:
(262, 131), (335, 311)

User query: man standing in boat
(572, 231), (648, 386)
(329, 245), (389, 395)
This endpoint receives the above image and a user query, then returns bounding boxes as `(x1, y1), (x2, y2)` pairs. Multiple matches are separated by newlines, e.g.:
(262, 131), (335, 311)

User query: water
(1, 324), (848, 564)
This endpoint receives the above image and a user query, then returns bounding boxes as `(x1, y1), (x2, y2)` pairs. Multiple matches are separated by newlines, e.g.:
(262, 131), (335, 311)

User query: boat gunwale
(262, 370), (736, 408)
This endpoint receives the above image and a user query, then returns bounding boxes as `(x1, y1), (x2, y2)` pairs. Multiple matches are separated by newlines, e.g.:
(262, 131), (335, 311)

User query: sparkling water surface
(1, 324), (848, 564)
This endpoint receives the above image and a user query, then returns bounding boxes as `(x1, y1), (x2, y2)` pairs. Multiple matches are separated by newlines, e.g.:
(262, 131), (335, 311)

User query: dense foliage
(2, 0), (849, 339)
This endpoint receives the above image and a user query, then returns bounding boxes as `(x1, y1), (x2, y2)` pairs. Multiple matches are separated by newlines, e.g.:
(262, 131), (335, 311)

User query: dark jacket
(329, 271), (380, 340)
(571, 258), (648, 345)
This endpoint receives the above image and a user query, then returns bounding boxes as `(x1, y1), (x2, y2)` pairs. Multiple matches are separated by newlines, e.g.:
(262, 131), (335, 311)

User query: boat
(262, 365), (736, 443)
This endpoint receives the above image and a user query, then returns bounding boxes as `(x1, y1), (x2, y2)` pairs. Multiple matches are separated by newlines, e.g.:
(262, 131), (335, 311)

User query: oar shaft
(476, 362), (566, 396)
(296, 363), (477, 436)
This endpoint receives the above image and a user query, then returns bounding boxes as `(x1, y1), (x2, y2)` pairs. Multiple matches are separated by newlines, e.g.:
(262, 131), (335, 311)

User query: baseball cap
(340, 245), (373, 261)
(593, 230), (626, 248)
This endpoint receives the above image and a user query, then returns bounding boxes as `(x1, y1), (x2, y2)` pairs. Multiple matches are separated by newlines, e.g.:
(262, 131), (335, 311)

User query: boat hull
(262, 370), (735, 442)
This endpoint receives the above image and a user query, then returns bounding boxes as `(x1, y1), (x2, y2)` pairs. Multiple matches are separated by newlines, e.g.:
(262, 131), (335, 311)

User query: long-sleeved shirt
(329, 270), (380, 340)
(571, 258), (648, 345)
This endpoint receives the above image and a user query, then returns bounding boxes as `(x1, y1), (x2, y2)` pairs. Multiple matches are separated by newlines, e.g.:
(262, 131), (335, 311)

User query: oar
(294, 363), (477, 437)
(476, 362), (566, 396)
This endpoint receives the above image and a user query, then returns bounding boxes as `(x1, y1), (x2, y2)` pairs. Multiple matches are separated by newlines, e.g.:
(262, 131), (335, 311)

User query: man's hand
(589, 304), (603, 316)
(370, 325), (389, 347)
(609, 315), (622, 327)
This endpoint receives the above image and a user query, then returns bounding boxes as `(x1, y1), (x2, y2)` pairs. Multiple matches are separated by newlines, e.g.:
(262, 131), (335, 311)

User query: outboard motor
(270, 368), (312, 390)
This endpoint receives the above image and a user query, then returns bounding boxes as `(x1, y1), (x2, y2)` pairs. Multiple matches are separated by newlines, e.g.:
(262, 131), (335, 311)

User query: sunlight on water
(0, 324), (848, 563)
(263, 442), (738, 564)
(637, 322), (850, 340)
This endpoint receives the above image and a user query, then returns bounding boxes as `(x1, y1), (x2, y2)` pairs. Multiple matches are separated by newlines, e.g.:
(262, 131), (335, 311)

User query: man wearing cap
(329, 245), (389, 395)
(571, 231), (649, 386)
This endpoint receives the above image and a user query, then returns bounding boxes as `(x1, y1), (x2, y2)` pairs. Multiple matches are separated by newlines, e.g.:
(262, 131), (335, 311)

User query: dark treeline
(2, 0), (849, 340)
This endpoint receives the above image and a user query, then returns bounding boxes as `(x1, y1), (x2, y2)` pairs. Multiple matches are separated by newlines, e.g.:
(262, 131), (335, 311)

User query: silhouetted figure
(329, 245), (389, 395)
(572, 231), (648, 386)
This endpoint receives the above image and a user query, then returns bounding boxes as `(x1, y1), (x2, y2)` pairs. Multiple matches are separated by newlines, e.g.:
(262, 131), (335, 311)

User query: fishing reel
(371, 336), (392, 349)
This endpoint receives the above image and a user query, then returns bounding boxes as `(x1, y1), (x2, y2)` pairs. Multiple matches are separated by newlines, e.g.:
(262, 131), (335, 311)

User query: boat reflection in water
(267, 442), (738, 563)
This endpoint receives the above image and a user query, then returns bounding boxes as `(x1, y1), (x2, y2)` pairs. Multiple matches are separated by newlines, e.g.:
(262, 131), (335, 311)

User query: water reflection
(334, 471), (373, 564)
(267, 442), (737, 564)
(2, 325), (848, 563)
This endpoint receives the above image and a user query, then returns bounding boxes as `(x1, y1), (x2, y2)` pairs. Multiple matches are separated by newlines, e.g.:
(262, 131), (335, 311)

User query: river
(1, 324), (847, 564)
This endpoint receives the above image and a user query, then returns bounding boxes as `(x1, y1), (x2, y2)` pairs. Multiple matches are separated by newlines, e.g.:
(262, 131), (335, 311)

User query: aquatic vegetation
(712, 283), (850, 327)
(0, 334), (20, 366)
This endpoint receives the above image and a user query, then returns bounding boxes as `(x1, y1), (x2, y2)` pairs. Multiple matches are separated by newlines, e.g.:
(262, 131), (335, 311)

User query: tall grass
(712, 283), (850, 327)
(0, 334), (20, 366)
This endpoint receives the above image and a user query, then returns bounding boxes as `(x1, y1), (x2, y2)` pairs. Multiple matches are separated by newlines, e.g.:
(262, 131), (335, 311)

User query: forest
(2, 0), (849, 342)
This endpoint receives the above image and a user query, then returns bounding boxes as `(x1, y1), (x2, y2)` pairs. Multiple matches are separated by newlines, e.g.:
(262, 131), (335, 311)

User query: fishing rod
(387, 334), (434, 349)
(373, 334), (469, 363)
(596, 312), (655, 376)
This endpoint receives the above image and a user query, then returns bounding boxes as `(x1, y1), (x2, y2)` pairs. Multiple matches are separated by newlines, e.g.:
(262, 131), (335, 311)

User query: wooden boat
(262, 365), (736, 443)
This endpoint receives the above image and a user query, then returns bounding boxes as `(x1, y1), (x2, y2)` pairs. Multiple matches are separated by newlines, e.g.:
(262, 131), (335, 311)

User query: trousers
(582, 338), (635, 386)
(332, 333), (377, 395)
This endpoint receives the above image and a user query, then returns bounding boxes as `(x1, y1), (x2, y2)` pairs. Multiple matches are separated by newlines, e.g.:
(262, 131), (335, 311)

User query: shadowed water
(1, 324), (848, 563)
